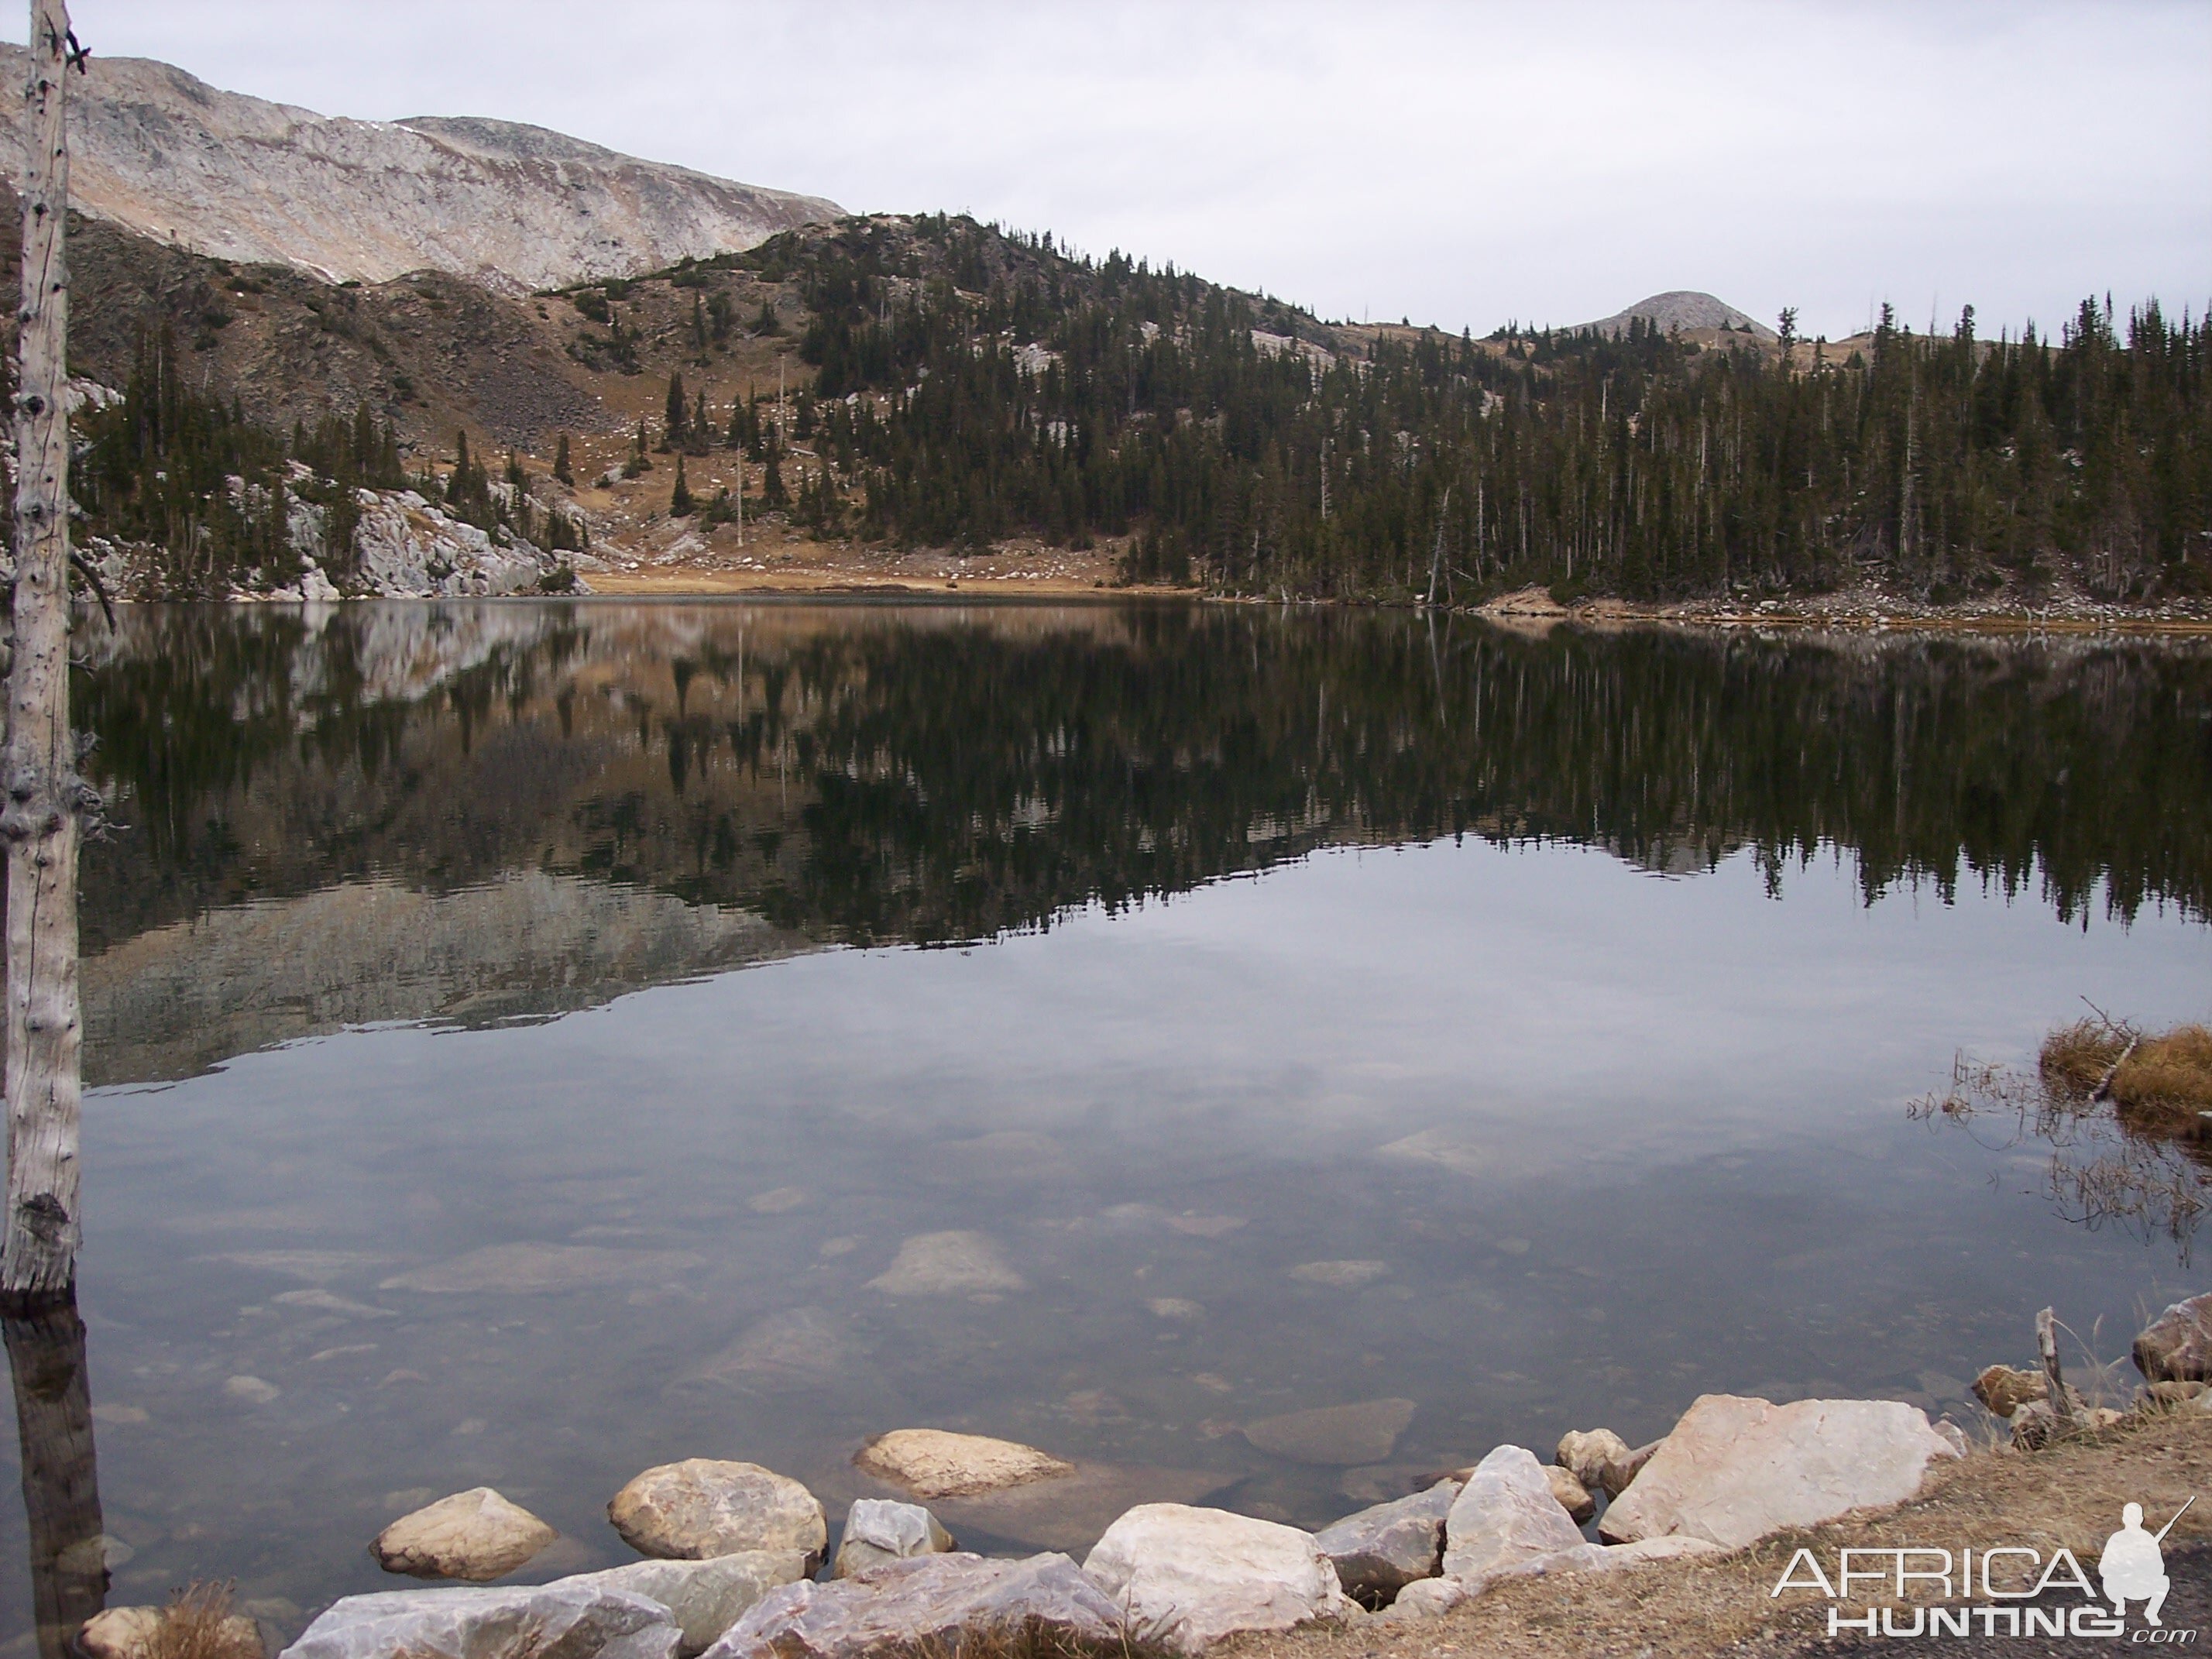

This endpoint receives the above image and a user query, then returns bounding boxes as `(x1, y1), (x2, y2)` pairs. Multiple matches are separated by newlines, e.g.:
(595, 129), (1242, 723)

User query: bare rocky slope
(0, 46), (842, 293)
(1572, 290), (1776, 339)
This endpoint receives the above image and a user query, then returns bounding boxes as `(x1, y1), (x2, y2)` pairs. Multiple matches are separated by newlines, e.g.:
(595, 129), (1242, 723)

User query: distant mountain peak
(1573, 290), (1777, 340)
(0, 46), (843, 294)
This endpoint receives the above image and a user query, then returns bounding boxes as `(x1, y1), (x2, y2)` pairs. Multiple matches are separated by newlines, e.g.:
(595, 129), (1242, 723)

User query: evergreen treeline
(62, 331), (583, 590)
(744, 218), (2209, 602)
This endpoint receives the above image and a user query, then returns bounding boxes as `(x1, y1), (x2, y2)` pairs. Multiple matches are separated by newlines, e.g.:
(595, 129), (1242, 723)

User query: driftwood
(2089, 1034), (2139, 1103)
(2035, 1306), (2075, 1427)
(4, 1293), (108, 1657)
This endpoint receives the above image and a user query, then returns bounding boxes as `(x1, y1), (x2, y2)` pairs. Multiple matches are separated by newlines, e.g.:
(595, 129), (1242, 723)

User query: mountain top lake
(3, 599), (2207, 1640)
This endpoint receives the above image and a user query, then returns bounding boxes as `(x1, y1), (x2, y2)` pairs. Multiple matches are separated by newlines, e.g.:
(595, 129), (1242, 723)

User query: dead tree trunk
(3, 0), (86, 1301)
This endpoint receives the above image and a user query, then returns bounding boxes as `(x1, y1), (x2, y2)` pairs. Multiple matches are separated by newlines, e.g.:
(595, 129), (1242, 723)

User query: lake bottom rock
(702, 1551), (1120, 1659)
(373, 1487), (558, 1581)
(279, 1583), (680, 1659)
(1083, 1503), (1351, 1653)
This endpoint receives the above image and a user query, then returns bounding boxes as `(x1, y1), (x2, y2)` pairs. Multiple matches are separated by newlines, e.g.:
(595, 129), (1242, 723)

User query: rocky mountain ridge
(1571, 290), (1776, 339)
(0, 45), (843, 293)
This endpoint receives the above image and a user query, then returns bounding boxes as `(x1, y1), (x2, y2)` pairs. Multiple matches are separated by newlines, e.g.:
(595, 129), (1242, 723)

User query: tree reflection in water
(3, 1292), (107, 1659)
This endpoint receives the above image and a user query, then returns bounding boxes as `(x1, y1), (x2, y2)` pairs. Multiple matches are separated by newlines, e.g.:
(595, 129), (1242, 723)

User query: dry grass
(2042, 1016), (2212, 1129)
(144, 1583), (260, 1659)
(1224, 1410), (2212, 1659)
(890, 1617), (1181, 1659)
(1916, 1013), (2212, 1256)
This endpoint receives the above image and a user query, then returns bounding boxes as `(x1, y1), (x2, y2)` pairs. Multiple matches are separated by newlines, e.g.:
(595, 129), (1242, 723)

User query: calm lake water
(4, 599), (2209, 1641)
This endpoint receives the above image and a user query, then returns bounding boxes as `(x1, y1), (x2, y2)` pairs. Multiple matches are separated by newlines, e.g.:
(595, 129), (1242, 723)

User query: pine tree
(553, 433), (573, 486)
(670, 454), (695, 517)
(662, 373), (687, 451)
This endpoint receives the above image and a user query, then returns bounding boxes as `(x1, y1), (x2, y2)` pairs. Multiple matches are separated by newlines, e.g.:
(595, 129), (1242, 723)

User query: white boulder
(704, 1552), (1121, 1659)
(831, 1499), (955, 1578)
(553, 1552), (809, 1657)
(1598, 1394), (1962, 1550)
(1081, 1503), (1350, 1653)
(279, 1583), (679, 1659)
(1439, 1446), (1585, 1581)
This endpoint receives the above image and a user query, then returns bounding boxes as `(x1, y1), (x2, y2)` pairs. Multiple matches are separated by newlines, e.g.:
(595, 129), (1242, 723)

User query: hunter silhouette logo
(2103, 1496), (2189, 1627)
(1771, 1494), (2199, 1640)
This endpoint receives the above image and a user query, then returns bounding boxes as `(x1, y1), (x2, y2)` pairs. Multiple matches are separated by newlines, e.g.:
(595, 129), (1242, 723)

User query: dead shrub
(2039, 1017), (2129, 1096)
(145, 1582), (260, 1659)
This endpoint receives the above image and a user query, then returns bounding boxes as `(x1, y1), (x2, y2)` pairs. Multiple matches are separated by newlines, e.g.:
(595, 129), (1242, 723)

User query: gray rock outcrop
(1439, 1447), (1587, 1581)
(702, 1552), (1121, 1659)
(609, 1462), (826, 1565)
(0, 47), (840, 293)
(1082, 1503), (1351, 1653)
(830, 1499), (954, 1578)
(2135, 1293), (2212, 1383)
(279, 1583), (680, 1659)
(552, 1554), (809, 1657)
(372, 1487), (558, 1582)
(1312, 1479), (1458, 1604)
(1598, 1394), (1962, 1550)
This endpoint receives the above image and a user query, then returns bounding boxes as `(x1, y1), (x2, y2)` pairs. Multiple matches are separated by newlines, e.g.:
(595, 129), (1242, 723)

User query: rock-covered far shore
(85, 1293), (2212, 1659)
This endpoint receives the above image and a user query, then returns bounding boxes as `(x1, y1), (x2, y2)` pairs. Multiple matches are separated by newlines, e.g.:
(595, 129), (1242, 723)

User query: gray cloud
(12, 0), (2207, 338)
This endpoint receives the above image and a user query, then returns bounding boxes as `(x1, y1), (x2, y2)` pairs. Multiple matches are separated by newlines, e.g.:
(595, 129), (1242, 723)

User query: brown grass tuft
(2111, 1022), (2212, 1129)
(892, 1617), (1180, 1659)
(145, 1583), (260, 1659)
(2037, 1017), (2129, 1096)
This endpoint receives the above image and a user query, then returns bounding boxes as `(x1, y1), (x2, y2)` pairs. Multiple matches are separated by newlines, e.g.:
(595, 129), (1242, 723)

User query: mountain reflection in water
(76, 601), (2212, 1084)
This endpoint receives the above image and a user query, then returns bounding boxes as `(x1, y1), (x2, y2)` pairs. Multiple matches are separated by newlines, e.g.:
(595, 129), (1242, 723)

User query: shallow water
(4, 600), (2209, 1640)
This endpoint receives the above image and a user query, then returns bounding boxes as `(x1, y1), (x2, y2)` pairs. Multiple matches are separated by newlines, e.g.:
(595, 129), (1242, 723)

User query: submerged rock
(280, 1583), (679, 1659)
(1312, 1479), (1458, 1603)
(865, 1231), (1025, 1296)
(702, 1552), (1120, 1659)
(1287, 1260), (1389, 1289)
(1440, 1447), (1586, 1581)
(554, 1553), (809, 1657)
(609, 1461), (826, 1565)
(1082, 1503), (1351, 1653)
(373, 1487), (558, 1582)
(2135, 1293), (2212, 1383)
(852, 1429), (1073, 1499)
(1598, 1394), (1961, 1550)
(1243, 1399), (1416, 1466)
(831, 1499), (955, 1578)
(380, 1244), (703, 1295)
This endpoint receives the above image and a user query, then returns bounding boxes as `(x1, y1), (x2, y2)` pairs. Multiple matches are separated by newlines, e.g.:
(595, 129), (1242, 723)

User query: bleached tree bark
(3, 0), (86, 1300)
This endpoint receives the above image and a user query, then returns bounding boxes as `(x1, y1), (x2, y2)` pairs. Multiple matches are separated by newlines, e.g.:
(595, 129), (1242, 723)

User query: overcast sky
(9, 1), (2208, 339)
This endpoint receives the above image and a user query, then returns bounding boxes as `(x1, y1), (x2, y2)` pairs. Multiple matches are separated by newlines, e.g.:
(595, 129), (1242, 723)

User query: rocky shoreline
(77, 1291), (2212, 1659)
